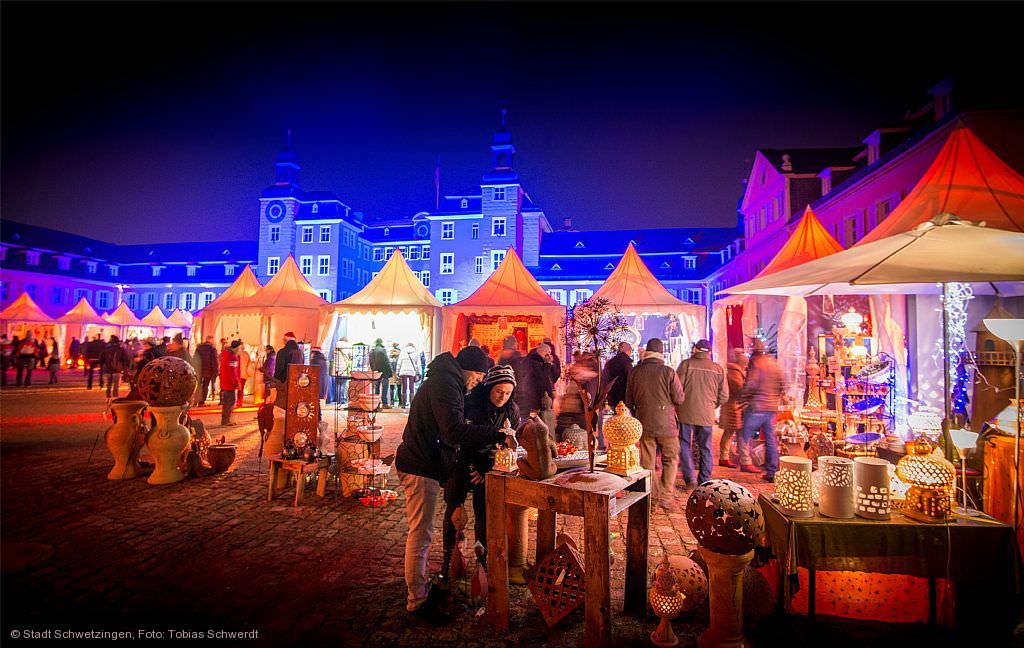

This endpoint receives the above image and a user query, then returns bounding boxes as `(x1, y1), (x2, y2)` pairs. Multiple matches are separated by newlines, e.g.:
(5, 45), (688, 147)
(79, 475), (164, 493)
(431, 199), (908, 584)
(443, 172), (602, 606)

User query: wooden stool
(267, 456), (328, 507)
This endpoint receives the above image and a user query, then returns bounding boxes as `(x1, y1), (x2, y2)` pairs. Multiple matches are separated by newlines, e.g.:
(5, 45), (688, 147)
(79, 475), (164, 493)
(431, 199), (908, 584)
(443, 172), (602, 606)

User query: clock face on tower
(266, 201), (286, 223)
(415, 223), (430, 239)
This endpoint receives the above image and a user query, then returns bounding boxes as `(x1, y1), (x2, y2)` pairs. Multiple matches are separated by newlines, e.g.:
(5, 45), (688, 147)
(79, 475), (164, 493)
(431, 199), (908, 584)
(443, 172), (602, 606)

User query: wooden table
(267, 456), (328, 507)
(486, 469), (651, 647)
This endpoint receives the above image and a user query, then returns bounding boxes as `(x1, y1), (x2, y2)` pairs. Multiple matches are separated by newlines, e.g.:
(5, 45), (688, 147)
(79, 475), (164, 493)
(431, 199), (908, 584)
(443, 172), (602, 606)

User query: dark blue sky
(2, 2), (1020, 244)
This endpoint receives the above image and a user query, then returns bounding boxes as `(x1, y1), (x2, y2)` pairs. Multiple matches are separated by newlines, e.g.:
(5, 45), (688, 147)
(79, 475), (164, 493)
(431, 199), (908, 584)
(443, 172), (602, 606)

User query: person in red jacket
(219, 340), (242, 426)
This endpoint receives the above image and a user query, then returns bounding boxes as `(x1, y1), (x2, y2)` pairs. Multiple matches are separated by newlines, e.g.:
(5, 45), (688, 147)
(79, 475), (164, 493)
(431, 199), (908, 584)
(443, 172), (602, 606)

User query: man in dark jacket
(740, 339), (785, 483)
(395, 346), (514, 625)
(100, 336), (130, 399)
(369, 338), (393, 408)
(194, 336), (219, 405)
(602, 341), (633, 410)
(84, 334), (104, 390)
(134, 336), (165, 384)
(625, 338), (685, 509)
(675, 339), (728, 487)
(273, 332), (303, 407)
(511, 343), (555, 416)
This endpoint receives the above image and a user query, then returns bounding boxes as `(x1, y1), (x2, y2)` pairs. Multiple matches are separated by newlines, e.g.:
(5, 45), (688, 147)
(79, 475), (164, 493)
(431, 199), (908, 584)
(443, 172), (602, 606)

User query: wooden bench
(267, 456), (329, 507)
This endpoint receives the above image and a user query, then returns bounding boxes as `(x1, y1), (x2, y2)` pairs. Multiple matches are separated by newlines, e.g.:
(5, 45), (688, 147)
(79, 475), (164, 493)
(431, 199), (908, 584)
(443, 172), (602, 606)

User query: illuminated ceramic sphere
(604, 402), (643, 476)
(136, 356), (198, 407)
(667, 554), (708, 614)
(685, 479), (764, 555)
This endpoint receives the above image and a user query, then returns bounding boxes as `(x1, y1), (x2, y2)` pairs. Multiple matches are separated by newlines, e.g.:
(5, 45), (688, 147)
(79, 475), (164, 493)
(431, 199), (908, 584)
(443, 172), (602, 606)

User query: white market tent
(191, 265), (263, 345)
(57, 297), (117, 359)
(441, 246), (565, 355)
(319, 249), (442, 357)
(592, 243), (707, 363)
(0, 292), (59, 342)
(104, 302), (152, 340)
(142, 306), (176, 337)
(194, 256), (326, 347)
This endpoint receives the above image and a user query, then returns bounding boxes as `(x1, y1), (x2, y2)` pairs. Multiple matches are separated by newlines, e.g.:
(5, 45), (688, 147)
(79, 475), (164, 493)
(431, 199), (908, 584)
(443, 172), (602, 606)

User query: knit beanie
(455, 346), (489, 373)
(483, 364), (516, 389)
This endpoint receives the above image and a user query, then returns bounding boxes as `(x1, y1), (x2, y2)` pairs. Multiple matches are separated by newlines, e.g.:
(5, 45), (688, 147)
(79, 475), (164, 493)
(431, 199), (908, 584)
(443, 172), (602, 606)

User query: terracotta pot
(207, 444), (238, 473)
(146, 405), (190, 485)
(106, 399), (148, 480)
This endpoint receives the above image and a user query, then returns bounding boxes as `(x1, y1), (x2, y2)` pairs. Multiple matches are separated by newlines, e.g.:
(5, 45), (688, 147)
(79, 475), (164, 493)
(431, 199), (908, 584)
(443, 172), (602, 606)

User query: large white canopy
(723, 216), (1024, 297)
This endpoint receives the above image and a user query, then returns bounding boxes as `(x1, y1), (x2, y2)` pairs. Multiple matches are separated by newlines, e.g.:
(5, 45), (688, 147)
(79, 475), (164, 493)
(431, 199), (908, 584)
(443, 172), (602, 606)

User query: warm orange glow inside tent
(756, 207), (844, 277)
(858, 125), (1024, 245)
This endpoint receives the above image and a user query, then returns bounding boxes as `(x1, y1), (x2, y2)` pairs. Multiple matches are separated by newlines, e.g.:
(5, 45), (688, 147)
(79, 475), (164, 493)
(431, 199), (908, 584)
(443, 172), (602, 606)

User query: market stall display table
(486, 469), (650, 648)
(267, 456), (329, 507)
(759, 493), (1018, 626)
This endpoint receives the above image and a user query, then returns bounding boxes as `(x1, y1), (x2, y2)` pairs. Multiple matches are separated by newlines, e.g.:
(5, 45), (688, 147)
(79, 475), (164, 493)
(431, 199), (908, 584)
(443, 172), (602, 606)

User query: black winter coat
(274, 340), (303, 383)
(603, 351), (634, 410)
(512, 350), (554, 414)
(395, 352), (506, 483)
(369, 345), (393, 379)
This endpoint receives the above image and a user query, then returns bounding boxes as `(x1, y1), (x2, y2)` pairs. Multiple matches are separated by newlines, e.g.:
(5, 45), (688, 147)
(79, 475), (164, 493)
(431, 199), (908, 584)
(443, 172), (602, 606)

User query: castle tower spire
(483, 108), (518, 183)
(274, 129), (301, 187)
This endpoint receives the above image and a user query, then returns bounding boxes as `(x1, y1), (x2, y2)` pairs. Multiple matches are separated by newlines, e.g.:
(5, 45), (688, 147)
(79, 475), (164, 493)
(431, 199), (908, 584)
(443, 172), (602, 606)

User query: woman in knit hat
(439, 364), (521, 591)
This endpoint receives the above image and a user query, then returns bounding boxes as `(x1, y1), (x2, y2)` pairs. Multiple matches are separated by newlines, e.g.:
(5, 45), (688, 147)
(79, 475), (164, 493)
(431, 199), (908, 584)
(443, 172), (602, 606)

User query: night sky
(2, 2), (1020, 244)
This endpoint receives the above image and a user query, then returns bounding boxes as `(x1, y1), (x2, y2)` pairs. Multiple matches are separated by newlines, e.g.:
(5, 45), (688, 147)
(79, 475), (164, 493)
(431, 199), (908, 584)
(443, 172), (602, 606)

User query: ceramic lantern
(685, 479), (764, 556)
(667, 554), (708, 615)
(853, 456), (891, 520)
(774, 456), (814, 518)
(897, 435), (956, 523)
(649, 554), (686, 648)
(818, 456), (855, 518)
(603, 402), (643, 476)
(492, 419), (518, 473)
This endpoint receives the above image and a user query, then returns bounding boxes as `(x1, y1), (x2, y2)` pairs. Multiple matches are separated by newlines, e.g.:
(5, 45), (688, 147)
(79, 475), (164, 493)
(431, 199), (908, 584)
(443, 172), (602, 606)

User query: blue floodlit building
(0, 113), (741, 320)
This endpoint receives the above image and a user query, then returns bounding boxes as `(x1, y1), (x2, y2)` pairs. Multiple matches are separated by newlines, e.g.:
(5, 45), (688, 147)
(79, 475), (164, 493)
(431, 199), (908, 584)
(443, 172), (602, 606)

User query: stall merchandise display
(649, 555), (686, 648)
(667, 554), (708, 615)
(818, 456), (855, 519)
(774, 456), (814, 518)
(853, 456), (891, 520)
(603, 402), (643, 477)
(524, 533), (586, 627)
(336, 366), (388, 502)
(136, 356), (198, 407)
(896, 436), (955, 523)
(105, 399), (148, 480)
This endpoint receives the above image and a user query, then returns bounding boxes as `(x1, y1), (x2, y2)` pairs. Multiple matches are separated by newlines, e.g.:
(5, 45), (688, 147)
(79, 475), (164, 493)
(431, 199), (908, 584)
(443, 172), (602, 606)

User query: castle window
(299, 256), (313, 276)
(125, 293), (137, 310)
(318, 256), (330, 276)
(547, 289), (567, 306)
(200, 292), (215, 308)
(570, 289), (592, 305)
(181, 292), (196, 311)
(320, 226), (331, 243)
(384, 227), (390, 237)
(420, 270), (430, 288)
(373, 248), (384, 262)
(50, 287), (62, 305)
(442, 222), (455, 240)
(312, 204), (319, 214)
(460, 198), (468, 209)
(58, 257), (70, 271)
(436, 288), (457, 305)
(301, 226), (314, 244)
(159, 293), (171, 311)
(494, 187), (506, 201)
(108, 265), (119, 277)
(492, 217), (506, 237)
(475, 256), (484, 274)
(267, 257), (280, 276)
(409, 246), (419, 260)
(225, 265), (236, 276)
(472, 223), (479, 239)
(186, 265), (198, 277)
(318, 289), (332, 301)
(684, 257), (697, 270)
(26, 251), (40, 265)
(85, 261), (98, 274)
(269, 226), (280, 243)
(143, 293), (155, 311)
(152, 266), (163, 277)
(490, 249), (505, 270)
(422, 245), (430, 260)
(95, 290), (111, 309)
(440, 253), (454, 274)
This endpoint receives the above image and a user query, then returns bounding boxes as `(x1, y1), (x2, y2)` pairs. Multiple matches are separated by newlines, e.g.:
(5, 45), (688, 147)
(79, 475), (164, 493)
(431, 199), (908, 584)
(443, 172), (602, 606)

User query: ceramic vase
(146, 405), (190, 485)
(775, 456), (814, 518)
(853, 456), (891, 520)
(106, 399), (148, 480)
(207, 443), (238, 473)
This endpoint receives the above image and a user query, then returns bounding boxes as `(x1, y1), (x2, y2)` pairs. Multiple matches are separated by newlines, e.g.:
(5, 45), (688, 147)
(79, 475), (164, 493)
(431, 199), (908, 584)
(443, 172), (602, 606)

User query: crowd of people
(394, 333), (785, 625)
(0, 332), (61, 386)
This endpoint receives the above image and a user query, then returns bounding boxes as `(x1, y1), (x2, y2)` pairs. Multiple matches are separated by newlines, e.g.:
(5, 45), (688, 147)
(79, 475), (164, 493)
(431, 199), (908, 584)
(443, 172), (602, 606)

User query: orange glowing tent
(441, 246), (565, 353)
(859, 125), (1024, 245)
(756, 207), (844, 276)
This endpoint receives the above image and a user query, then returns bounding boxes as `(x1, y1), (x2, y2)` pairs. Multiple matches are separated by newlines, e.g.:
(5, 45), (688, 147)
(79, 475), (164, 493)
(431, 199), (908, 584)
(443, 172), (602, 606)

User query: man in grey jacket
(676, 339), (728, 487)
(625, 338), (685, 509)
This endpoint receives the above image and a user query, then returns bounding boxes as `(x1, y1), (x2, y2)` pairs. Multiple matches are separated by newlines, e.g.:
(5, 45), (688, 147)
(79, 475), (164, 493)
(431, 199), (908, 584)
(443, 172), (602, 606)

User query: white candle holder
(853, 456), (891, 520)
(774, 456), (814, 518)
(818, 456), (854, 518)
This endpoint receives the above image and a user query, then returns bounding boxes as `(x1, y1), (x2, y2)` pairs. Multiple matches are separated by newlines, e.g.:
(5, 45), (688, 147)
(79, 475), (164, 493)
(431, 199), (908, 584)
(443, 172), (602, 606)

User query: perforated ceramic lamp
(603, 402), (643, 476)
(853, 456), (891, 520)
(897, 435), (956, 523)
(818, 456), (855, 519)
(649, 555), (686, 648)
(492, 419), (518, 473)
(774, 456), (814, 518)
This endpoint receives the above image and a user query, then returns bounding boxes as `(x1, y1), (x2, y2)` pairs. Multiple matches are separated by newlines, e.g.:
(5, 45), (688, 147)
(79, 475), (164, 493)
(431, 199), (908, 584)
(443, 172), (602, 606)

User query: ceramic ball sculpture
(138, 356), (197, 485)
(686, 479), (764, 648)
(668, 554), (709, 615)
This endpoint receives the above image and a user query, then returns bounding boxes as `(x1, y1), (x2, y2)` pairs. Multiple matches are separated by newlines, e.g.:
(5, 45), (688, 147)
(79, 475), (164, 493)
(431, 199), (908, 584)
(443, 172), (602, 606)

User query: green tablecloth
(759, 494), (1019, 590)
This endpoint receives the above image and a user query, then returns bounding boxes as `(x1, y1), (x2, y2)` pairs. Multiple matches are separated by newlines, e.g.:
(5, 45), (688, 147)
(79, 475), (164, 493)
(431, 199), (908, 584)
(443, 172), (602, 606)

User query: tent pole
(940, 283), (955, 462)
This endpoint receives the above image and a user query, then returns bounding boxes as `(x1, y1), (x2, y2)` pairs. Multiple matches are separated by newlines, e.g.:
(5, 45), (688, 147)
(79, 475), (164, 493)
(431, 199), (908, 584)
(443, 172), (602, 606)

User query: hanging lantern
(603, 402), (643, 476)
(774, 456), (814, 518)
(649, 554), (686, 647)
(896, 435), (955, 523)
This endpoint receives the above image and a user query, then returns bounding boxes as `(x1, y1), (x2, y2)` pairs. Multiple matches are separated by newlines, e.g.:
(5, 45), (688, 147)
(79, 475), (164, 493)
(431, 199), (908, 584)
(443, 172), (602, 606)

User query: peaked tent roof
(456, 246), (559, 308)
(756, 207), (844, 277)
(202, 264), (262, 311)
(142, 306), (175, 328)
(337, 249), (441, 309)
(0, 292), (56, 323)
(248, 255), (327, 309)
(168, 309), (193, 328)
(593, 243), (700, 311)
(859, 125), (1024, 245)
(104, 302), (144, 326)
(58, 297), (106, 324)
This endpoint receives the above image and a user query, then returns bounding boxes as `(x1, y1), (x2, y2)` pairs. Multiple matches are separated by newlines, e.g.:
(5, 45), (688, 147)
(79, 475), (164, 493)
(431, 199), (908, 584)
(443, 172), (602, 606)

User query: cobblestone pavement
(0, 370), (984, 647)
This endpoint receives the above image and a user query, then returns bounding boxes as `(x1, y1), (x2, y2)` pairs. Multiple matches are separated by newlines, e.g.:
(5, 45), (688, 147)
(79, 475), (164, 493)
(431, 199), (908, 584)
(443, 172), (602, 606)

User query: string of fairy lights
(936, 282), (974, 417)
